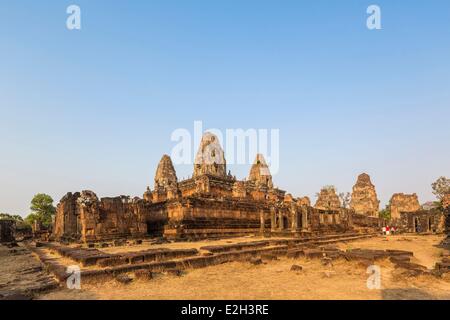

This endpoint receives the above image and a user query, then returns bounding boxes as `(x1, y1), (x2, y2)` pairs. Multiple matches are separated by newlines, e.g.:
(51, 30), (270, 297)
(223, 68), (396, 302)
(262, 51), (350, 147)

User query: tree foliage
(26, 194), (56, 228)
(431, 176), (450, 201)
(0, 213), (32, 230)
(0, 213), (23, 221)
(379, 203), (391, 220)
(339, 192), (351, 209)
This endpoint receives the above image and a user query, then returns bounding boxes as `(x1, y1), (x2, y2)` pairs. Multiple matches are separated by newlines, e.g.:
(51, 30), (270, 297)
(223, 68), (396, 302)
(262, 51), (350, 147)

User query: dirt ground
(37, 234), (450, 300)
(0, 244), (57, 297)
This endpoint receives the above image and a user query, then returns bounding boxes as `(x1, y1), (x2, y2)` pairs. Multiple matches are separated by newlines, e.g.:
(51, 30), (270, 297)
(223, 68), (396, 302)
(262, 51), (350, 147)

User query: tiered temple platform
(52, 133), (383, 243)
(28, 231), (381, 283)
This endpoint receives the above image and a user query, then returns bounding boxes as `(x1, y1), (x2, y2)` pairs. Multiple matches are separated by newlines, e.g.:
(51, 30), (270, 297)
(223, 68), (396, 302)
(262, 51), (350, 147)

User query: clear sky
(1, 0), (449, 217)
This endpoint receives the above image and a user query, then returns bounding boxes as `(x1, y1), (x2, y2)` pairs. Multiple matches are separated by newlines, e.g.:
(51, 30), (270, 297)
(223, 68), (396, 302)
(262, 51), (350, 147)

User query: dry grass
(38, 235), (450, 300)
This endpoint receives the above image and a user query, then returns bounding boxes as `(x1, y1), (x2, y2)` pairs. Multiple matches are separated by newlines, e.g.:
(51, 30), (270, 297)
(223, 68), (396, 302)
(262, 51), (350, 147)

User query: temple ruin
(0, 219), (15, 243)
(389, 192), (446, 234)
(53, 133), (384, 243)
(314, 186), (341, 211)
(443, 194), (450, 210)
(350, 173), (380, 217)
(389, 193), (421, 220)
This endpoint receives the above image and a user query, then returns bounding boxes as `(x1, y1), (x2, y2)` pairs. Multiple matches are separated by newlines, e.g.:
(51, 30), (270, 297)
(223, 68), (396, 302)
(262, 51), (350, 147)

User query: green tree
(379, 203), (391, 220)
(24, 213), (38, 226)
(0, 213), (24, 221)
(1, 213), (32, 231)
(431, 176), (450, 201)
(26, 194), (56, 228)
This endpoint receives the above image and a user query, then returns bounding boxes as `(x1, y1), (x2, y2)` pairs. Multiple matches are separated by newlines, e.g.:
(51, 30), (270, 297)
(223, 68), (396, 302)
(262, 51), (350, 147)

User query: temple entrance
(146, 221), (165, 237)
(414, 217), (420, 233)
(428, 217), (433, 232)
(297, 213), (303, 229)
(283, 217), (289, 230)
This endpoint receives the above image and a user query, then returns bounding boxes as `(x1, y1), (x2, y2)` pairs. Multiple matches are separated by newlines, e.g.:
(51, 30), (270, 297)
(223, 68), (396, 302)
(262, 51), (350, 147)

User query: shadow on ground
(382, 288), (437, 300)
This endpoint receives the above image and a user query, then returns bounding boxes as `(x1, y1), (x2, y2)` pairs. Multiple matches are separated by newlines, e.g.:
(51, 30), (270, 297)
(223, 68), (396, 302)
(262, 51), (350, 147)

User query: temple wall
(0, 220), (15, 243)
(390, 193), (420, 220)
(54, 192), (80, 239)
(398, 209), (445, 233)
(54, 191), (159, 242)
(351, 212), (382, 228)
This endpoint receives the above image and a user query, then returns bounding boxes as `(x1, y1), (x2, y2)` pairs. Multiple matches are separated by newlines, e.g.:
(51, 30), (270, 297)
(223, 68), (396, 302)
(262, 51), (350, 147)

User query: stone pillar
(302, 206), (309, 231)
(259, 209), (265, 234)
(278, 210), (284, 231)
(270, 207), (277, 232)
(332, 212), (337, 225)
(290, 205), (298, 232)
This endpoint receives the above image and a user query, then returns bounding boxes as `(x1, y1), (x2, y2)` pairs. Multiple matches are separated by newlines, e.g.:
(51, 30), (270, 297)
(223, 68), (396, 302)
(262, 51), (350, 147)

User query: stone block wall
(398, 209), (445, 233)
(390, 193), (420, 220)
(54, 191), (154, 242)
(0, 219), (15, 243)
(350, 173), (380, 217)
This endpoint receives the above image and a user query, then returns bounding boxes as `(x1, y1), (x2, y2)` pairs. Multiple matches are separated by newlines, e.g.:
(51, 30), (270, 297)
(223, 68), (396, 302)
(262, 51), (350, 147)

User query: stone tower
(154, 155), (178, 189)
(314, 186), (341, 210)
(350, 173), (380, 217)
(248, 154), (273, 188)
(389, 193), (420, 220)
(193, 132), (226, 178)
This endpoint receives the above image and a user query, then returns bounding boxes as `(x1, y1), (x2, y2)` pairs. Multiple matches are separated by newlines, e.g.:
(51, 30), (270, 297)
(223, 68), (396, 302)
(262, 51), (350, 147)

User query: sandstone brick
(350, 173), (380, 217)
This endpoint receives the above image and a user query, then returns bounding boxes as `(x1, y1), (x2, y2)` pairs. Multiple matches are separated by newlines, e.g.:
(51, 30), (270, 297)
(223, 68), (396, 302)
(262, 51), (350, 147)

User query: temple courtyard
(1, 234), (448, 300)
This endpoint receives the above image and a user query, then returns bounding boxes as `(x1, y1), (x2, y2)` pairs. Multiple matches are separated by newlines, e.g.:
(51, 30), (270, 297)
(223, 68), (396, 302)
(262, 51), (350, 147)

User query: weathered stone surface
(143, 186), (153, 202)
(248, 154), (273, 188)
(115, 274), (133, 284)
(390, 193), (421, 220)
(321, 257), (333, 266)
(260, 253), (278, 261)
(166, 269), (183, 276)
(443, 194), (450, 209)
(304, 249), (325, 259)
(0, 220), (15, 243)
(134, 269), (153, 280)
(200, 241), (269, 253)
(297, 197), (311, 207)
(53, 132), (382, 243)
(153, 155), (179, 202)
(155, 155), (178, 189)
(194, 132), (227, 178)
(350, 173), (380, 217)
(290, 265), (303, 272)
(314, 187), (341, 210)
(54, 190), (153, 242)
(249, 258), (263, 265)
(398, 209), (444, 233)
(232, 181), (247, 198)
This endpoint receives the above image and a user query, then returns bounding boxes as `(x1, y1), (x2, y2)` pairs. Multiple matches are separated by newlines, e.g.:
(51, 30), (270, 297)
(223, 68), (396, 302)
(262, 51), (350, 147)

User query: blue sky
(1, 0), (449, 216)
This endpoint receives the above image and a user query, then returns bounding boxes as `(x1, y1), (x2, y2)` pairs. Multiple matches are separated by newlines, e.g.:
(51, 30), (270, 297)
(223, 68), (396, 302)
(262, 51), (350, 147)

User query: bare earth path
(38, 234), (449, 300)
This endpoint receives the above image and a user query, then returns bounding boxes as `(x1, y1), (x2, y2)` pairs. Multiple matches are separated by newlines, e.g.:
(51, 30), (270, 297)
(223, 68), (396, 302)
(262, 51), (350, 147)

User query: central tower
(193, 132), (227, 178)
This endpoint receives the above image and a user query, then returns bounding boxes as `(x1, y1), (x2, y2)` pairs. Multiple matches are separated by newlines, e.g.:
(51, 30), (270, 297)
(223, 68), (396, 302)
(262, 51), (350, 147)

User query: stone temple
(350, 173), (380, 217)
(314, 186), (341, 211)
(53, 133), (382, 243)
(389, 193), (421, 220)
